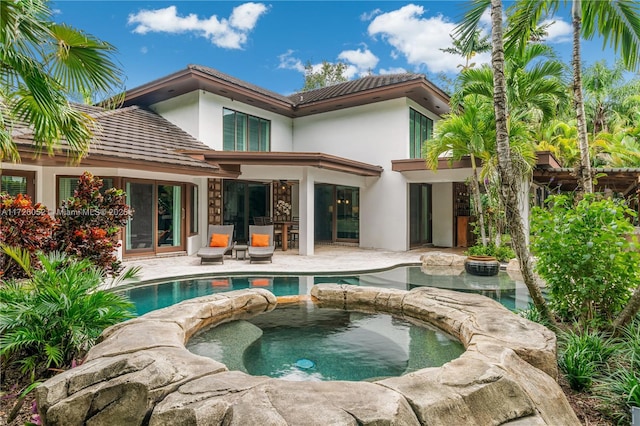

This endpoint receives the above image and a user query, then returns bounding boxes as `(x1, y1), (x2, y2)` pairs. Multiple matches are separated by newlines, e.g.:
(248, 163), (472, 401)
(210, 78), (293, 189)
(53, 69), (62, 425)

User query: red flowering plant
(0, 193), (55, 279)
(53, 172), (132, 275)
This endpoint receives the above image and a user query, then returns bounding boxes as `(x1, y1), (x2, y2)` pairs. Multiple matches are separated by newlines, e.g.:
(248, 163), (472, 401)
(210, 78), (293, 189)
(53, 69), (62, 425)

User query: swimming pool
(123, 265), (532, 315)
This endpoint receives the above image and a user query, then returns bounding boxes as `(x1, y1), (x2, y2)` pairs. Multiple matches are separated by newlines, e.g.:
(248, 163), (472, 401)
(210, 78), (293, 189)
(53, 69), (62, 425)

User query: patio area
(122, 245), (467, 283)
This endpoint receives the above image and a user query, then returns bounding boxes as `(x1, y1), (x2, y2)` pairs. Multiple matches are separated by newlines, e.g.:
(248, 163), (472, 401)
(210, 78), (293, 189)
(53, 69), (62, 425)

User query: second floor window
(223, 108), (271, 152)
(410, 108), (433, 159)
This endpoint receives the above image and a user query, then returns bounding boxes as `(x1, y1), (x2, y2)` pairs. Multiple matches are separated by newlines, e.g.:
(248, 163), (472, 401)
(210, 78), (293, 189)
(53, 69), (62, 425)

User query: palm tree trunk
(470, 155), (487, 246)
(490, 0), (555, 326)
(572, 0), (593, 194)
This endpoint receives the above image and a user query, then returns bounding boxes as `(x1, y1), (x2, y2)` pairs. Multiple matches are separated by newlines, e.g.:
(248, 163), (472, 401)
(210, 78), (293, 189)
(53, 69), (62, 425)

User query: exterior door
(409, 183), (432, 247)
(315, 184), (360, 243)
(223, 180), (268, 243)
(124, 180), (185, 255)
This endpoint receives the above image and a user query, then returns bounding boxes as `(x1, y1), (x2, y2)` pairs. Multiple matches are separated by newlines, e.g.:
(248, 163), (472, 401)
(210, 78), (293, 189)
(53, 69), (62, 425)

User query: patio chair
(248, 225), (275, 263)
(197, 224), (234, 264)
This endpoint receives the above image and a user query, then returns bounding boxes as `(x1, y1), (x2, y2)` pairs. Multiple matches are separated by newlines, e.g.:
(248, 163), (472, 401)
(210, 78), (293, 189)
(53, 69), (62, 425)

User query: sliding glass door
(223, 180), (268, 243)
(125, 180), (185, 255)
(314, 184), (360, 243)
(409, 183), (432, 247)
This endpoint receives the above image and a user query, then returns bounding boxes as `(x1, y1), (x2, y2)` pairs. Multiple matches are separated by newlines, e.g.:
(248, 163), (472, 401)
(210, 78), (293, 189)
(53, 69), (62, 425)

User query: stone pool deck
(122, 245), (467, 284)
(35, 286), (580, 425)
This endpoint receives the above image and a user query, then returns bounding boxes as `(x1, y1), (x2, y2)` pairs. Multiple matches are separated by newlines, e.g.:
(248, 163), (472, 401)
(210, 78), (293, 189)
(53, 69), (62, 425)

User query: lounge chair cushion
(210, 233), (229, 247)
(251, 234), (270, 247)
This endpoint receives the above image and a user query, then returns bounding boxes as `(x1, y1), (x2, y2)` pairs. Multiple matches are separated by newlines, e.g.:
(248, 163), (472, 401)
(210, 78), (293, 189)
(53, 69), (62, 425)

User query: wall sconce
(345, 199), (350, 205)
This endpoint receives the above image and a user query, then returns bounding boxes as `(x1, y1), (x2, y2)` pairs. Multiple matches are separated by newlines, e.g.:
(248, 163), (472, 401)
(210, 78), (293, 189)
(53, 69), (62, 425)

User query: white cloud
(278, 48), (379, 79)
(127, 3), (267, 49)
(360, 8), (382, 21)
(230, 2), (267, 30)
(379, 67), (407, 75)
(479, 8), (492, 29)
(140, 46), (148, 54)
(337, 48), (379, 76)
(540, 18), (572, 43)
(368, 4), (486, 74)
(277, 50), (305, 72)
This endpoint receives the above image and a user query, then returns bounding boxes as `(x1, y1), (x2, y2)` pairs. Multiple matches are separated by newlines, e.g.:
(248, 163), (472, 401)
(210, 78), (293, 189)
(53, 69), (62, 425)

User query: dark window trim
(223, 107), (271, 152)
(1, 169), (36, 199)
(409, 108), (433, 159)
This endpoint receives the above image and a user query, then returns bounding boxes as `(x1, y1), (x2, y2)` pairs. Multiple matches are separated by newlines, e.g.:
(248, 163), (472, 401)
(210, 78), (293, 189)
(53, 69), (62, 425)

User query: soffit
(181, 151), (383, 177)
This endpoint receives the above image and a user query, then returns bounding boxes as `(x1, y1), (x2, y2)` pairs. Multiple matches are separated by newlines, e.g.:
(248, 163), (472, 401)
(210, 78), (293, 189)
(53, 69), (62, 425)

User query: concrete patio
(122, 245), (466, 283)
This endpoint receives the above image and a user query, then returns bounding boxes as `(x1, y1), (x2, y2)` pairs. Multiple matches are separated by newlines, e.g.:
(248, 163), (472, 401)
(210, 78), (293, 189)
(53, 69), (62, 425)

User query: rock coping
(35, 286), (580, 425)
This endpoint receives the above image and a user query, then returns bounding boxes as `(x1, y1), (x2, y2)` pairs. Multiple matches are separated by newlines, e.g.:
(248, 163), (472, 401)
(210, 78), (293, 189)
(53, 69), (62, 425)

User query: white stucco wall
(291, 99), (445, 251)
(150, 91), (200, 141)
(432, 182), (454, 247)
(150, 90), (293, 151)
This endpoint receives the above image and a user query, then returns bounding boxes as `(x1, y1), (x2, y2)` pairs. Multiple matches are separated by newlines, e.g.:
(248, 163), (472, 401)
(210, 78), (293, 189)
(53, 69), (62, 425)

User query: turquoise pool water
(124, 266), (531, 315)
(186, 301), (466, 382)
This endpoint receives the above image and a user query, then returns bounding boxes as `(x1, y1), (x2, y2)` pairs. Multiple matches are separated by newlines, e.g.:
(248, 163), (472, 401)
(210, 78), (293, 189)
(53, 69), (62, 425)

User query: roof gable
(121, 65), (450, 117)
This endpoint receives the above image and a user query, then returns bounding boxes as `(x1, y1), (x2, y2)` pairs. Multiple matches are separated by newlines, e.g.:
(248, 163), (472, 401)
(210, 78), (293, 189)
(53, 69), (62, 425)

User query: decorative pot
(465, 255), (500, 276)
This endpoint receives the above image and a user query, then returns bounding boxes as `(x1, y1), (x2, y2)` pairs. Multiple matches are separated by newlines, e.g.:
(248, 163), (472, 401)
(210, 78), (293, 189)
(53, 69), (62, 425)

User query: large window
(1, 170), (35, 198)
(223, 108), (270, 152)
(58, 176), (114, 205)
(409, 108), (433, 159)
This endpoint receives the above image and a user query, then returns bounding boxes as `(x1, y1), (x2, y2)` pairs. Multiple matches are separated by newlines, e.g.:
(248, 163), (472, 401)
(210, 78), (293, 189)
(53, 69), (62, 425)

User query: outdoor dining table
(273, 220), (296, 251)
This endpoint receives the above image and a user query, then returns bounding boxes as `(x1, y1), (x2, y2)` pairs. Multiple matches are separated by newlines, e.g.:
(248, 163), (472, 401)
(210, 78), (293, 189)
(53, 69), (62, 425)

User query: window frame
(1, 170), (36, 199)
(409, 108), (433, 159)
(222, 107), (271, 152)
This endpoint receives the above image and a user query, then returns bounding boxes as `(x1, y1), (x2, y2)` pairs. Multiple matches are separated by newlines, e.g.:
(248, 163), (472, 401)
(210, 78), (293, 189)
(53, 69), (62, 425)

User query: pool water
(186, 302), (465, 382)
(124, 266), (531, 316)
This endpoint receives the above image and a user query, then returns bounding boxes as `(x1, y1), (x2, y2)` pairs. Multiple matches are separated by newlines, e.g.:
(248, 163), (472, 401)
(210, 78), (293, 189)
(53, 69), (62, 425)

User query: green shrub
(558, 329), (617, 391)
(531, 194), (640, 326)
(54, 172), (132, 275)
(466, 242), (515, 262)
(0, 252), (136, 379)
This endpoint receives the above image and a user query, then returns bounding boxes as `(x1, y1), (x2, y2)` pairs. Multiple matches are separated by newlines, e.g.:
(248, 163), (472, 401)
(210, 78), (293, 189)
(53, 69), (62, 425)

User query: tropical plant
(0, 193), (55, 279)
(426, 95), (495, 246)
(0, 0), (124, 162)
(558, 328), (617, 391)
(455, 0), (555, 325)
(583, 60), (625, 135)
(531, 194), (640, 327)
(53, 172), (132, 275)
(591, 316), (640, 423)
(456, 42), (568, 126)
(466, 241), (515, 262)
(440, 30), (491, 71)
(506, 0), (640, 194)
(0, 251), (137, 380)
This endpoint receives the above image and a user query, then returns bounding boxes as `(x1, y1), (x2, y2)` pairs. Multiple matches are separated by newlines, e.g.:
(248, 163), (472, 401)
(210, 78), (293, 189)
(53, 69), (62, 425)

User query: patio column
(299, 168), (315, 255)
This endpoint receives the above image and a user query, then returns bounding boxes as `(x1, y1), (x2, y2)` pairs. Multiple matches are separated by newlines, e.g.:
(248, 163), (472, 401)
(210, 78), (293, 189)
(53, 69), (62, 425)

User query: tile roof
(287, 73), (426, 105)
(188, 64), (294, 105)
(11, 103), (218, 172)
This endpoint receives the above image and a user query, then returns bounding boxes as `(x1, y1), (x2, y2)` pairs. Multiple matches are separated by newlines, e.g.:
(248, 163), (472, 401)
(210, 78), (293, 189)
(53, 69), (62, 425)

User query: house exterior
(2, 65), (479, 259)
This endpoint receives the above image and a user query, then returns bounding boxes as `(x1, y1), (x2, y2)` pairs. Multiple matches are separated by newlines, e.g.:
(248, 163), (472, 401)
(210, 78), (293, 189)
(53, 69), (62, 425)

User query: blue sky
(51, 1), (621, 96)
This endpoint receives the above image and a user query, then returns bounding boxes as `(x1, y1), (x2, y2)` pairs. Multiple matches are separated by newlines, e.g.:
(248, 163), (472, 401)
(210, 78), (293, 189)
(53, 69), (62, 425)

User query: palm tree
(425, 95), (495, 246)
(506, 0), (640, 194)
(0, 0), (124, 163)
(455, 0), (555, 324)
(440, 30), (492, 71)
(457, 42), (568, 126)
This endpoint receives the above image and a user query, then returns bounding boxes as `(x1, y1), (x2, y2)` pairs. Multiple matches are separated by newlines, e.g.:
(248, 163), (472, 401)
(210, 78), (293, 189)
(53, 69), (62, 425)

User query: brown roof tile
(11, 103), (218, 172)
(287, 73), (426, 105)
